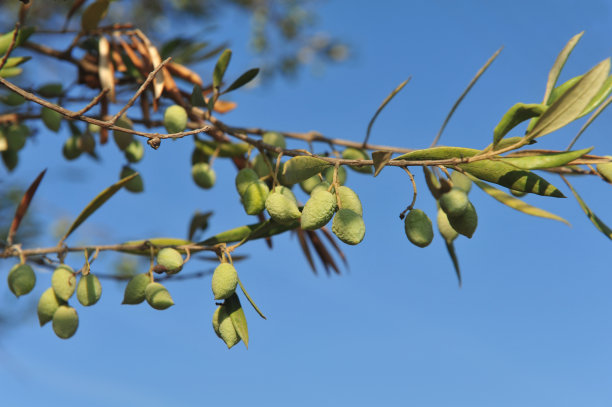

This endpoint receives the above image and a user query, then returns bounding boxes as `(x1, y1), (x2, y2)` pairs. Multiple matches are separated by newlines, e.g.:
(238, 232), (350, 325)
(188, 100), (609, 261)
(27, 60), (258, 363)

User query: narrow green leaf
(60, 171), (139, 243)
(2, 56), (30, 68)
(213, 49), (232, 89)
(470, 176), (569, 225)
(0, 67), (23, 78)
(543, 32), (584, 104)
(0, 26), (35, 56)
(195, 139), (249, 157)
(364, 77), (410, 146)
(562, 176), (612, 239)
(372, 150), (393, 177)
(422, 167), (442, 199)
(501, 147), (592, 170)
(237, 277), (267, 320)
(527, 58), (610, 139)
(493, 103), (545, 147)
(444, 240), (461, 287)
(225, 293), (249, 348)
(190, 85), (206, 107)
(223, 68), (259, 94)
(282, 156), (332, 184)
(81, 0), (110, 31)
(394, 147), (565, 197)
(118, 237), (193, 255)
(199, 220), (298, 245)
(579, 75), (612, 118)
(482, 136), (533, 154)
(548, 75), (583, 105)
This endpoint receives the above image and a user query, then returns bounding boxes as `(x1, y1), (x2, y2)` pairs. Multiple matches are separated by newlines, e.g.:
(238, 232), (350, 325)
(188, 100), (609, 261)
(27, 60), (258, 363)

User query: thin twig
(399, 167), (418, 219)
(74, 88), (109, 116)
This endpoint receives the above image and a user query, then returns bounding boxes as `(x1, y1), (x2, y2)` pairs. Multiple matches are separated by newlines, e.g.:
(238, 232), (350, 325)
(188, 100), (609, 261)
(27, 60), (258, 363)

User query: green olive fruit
(251, 153), (271, 178)
(192, 146), (210, 165)
(42, 107), (62, 132)
(235, 168), (260, 196)
(265, 191), (301, 225)
(37, 83), (63, 97)
(510, 189), (527, 197)
(113, 115), (134, 150)
(342, 148), (373, 174)
(78, 132), (96, 153)
(163, 104), (188, 133)
(217, 306), (240, 349)
(310, 181), (332, 196)
(52, 265), (76, 301)
(211, 263), (238, 300)
(52, 305), (78, 339)
(404, 209), (434, 248)
(439, 188), (469, 218)
(212, 306), (223, 338)
(323, 165), (347, 185)
(336, 186), (362, 216)
(301, 190), (337, 230)
(282, 156), (331, 184)
(76, 273), (102, 306)
(8, 263), (36, 297)
(332, 209), (365, 245)
(191, 162), (216, 189)
(597, 160), (612, 183)
(145, 282), (174, 310)
(157, 248), (183, 274)
(437, 207), (458, 243)
(62, 136), (82, 160)
(122, 273), (150, 304)
(37, 287), (65, 326)
(262, 131), (286, 150)
(242, 180), (269, 215)
(450, 171), (472, 193)
(6, 124), (28, 150)
(124, 139), (144, 163)
(120, 166), (144, 193)
(2, 149), (18, 171)
(447, 202), (478, 238)
(299, 174), (322, 194)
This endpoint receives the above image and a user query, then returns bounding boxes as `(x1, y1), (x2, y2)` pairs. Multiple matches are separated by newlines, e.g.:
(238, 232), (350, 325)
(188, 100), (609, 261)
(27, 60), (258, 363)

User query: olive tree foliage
(1, 1), (612, 348)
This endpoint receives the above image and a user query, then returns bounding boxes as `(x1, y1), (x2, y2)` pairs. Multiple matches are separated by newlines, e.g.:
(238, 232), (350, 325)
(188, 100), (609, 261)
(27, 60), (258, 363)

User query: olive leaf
(213, 49), (232, 89)
(579, 75), (612, 118)
(195, 139), (249, 157)
(118, 237), (193, 255)
(2, 56), (30, 68)
(547, 75), (583, 106)
(444, 240), (461, 287)
(199, 219), (299, 245)
(59, 171), (139, 244)
(0, 26), (35, 56)
(372, 150), (393, 177)
(543, 31), (584, 104)
(225, 293), (249, 348)
(282, 156), (332, 184)
(223, 68), (260, 94)
(237, 278), (267, 320)
(492, 103), (545, 148)
(190, 84), (206, 107)
(500, 147), (592, 170)
(8, 168), (46, 245)
(469, 176), (569, 225)
(363, 77), (410, 146)
(526, 58), (610, 140)
(81, 0), (110, 31)
(562, 176), (612, 240)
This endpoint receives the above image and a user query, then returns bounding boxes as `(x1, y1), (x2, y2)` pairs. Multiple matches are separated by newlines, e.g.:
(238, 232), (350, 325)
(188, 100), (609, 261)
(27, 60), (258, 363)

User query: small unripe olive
(51, 265), (76, 301)
(301, 190), (337, 230)
(113, 115), (133, 150)
(336, 186), (362, 216)
(323, 165), (347, 185)
(37, 287), (65, 326)
(447, 202), (478, 238)
(404, 209), (434, 248)
(124, 139), (144, 163)
(439, 188), (469, 218)
(437, 207), (458, 243)
(156, 248), (183, 274)
(52, 305), (79, 339)
(265, 191), (301, 225)
(262, 131), (286, 150)
(216, 306), (240, 349)
(145, 282), (174, 310)
(42, 107), (62, 132)
(122, 273), (150, 305)
(235, 168), (259, 196)
(192, 162), (216, 189)
(332, 209), (365, 245)
(120, 166), (144, 193)
(163, 104), (188, 134)
(341, 148), (372, 174)
(211, 263), (238, 300)
(76, 273), (102, 306)
(8, 263), (36, 297)
(299, 174), (322, 194)
(62, 136), (81, 160)
(310, 181), (332, 196)
(450, 171), (472, 193)
(242, 180), (269, 215)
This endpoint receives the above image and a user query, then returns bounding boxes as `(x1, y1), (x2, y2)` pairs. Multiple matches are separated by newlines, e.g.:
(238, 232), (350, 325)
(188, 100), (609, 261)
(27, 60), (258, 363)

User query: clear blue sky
(2, 1), (612, 406)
